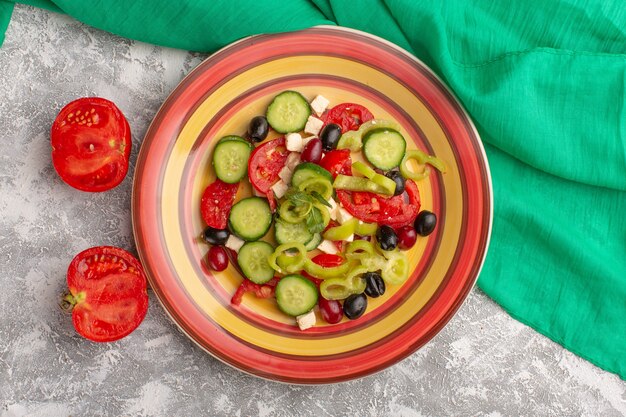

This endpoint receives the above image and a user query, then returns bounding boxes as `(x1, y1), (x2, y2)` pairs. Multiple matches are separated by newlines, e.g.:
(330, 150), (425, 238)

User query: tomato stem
(59, 291), (85, 313)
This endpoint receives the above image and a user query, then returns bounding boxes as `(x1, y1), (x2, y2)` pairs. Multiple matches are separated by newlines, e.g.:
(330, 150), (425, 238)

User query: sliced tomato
(325, 103), (374, 133)
(64, 246), (148, 342)
(200, 180), (239, 229)
(311, 253), (345, 267)
(337, 179), (421, 228)
(231, 277), (281, 306)
(319, 149), (352, 178)
(51, 97), (131, 192)
(248, 137), (290, 194)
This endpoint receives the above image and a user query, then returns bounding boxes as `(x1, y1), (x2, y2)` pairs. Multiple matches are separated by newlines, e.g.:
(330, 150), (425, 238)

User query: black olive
(385, 170), (406, 196)
(343, 293), (367, 320)
(376, 225), (398, 250)
(414, 211), (437, 236)
(364, 272), (385, 298)
(247, 116), (269, 143)
(320, 123), (342, 151)
(202, 226), (230, 245)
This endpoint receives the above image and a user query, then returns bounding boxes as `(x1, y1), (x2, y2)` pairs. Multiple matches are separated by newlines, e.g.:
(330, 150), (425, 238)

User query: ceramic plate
(132, 26), (492, 384)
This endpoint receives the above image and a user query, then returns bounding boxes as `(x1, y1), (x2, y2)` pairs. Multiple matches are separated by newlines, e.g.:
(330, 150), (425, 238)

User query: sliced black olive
(364, 272), (385, 298)
(202, 226), (230, 246)
(248, 116), (269, 143)
(385, 170), (405, 196)
(376, 225), (398, 251)
(343, 293), (367, 320)
(320, 123), (342, 151)
(414, 211), (437, 236)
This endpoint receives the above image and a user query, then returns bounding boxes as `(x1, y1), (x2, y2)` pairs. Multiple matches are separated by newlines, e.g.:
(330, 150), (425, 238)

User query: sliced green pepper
(345, 240), (386, 271)
(399, 149), (446, 181)
(323, 218), (358, 241)
(297, 177), (333, 200)
(302, 258), (353, 280)
(320, 266), (368, 300)
(337, 119), (402, 152)
(345, 240), (376, 256)
(279, 199), (312, 223)
(268, 243), (307, 274)
(381, 250), (410, 285)
(333, 175), (392, 195)
(355, 221), (377, 236)
(351, 161), (397, 195)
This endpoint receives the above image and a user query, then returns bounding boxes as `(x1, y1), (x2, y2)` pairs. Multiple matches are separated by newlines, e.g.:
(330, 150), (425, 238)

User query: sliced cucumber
(266, 91), (311, 133)
(275, 218), (314, 246)
(228, 197), (272, 241)
(275, 274), (319, 316)
(337, 119), (402, 152)
(362, 128), (406, 170)
(237, 241), (275, 284)
(212, 137), (253, 183)
(218, 135), (250, 144)
(304, 233), (322, 251)
(291, 163), (333, 188)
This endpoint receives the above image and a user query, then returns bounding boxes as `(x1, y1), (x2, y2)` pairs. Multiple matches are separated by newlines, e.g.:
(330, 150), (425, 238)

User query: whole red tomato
(63, 246), (149, 342)
(51, 97), (131, 192)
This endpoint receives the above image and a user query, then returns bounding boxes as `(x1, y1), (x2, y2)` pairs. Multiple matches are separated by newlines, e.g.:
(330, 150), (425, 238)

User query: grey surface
(0, 5), (625, 417)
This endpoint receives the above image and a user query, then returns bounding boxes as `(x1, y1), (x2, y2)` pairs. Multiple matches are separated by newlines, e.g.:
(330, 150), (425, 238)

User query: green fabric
(0, 1), (13, 45)
(2, 0), (625, 379)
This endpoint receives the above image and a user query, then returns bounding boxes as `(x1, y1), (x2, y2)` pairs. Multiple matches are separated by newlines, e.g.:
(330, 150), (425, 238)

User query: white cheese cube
(225, 235), (245, 253)
(286, 133), (304, 152)
(278, 166), (294, 184)
(304, 116), (324, 136)
(318, 240), (339, 255)
(337, 207), (354, 224)
(345, 234), (354, 242)
(296, 310), (316, 331)
(286, 152), (301, 170)
(271, 180), (289, 199)
(328, 198), (339, 221)
(252, 187), (265, 197)
(310, 95), (330, 117)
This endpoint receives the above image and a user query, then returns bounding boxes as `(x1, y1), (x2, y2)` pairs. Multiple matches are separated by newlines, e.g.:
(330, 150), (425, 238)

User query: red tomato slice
(51, 97), (131, 192)
(311, 253), (345, 267)
(319, 149), (352, 178)
(337, 179), (421, 228)
(231, 277), (281, 306)
(201, 180), (239, 229)
(248, 137), (290, 194)
(325, 103), (374, 133)
(65, 246), (148, 342)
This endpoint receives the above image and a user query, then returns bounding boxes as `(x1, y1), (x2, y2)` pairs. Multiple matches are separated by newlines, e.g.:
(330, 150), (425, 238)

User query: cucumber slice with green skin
(212, 138), (253, 183)
(266, 91), (311, 133)
(275, 274), (319, 316)
(218, 135), (251, 144)
(362, 128), (407, 170)
(291, 162), (333, 188)
(228, 197), (272, 241)
(275, 218), (314, 246)
(304, 233), (322, 251)
(237, 241), (275, 284)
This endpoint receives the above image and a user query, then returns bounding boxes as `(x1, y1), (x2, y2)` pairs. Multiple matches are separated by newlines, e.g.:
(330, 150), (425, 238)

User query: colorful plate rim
(132, 26), (493, 384)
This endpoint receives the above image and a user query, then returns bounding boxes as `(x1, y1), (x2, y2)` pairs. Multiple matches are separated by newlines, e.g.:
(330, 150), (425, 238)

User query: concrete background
(0, 5), (624, 416)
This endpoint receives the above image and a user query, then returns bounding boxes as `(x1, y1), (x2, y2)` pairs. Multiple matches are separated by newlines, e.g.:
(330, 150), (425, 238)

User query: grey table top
(1, 5), (624, 417)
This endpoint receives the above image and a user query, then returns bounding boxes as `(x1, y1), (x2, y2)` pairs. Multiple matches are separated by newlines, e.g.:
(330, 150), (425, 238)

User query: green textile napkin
(2, 0), (625, 379)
